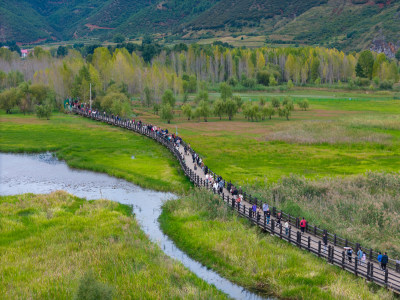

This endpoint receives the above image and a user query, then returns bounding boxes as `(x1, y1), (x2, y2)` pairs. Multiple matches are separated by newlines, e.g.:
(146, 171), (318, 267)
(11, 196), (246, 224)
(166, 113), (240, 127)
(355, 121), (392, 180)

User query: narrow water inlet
(0, 153), (272, 300)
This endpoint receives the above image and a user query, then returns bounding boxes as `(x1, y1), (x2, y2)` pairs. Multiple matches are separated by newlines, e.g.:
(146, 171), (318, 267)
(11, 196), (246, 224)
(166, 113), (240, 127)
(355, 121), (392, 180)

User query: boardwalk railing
(73, 108), (400, 294)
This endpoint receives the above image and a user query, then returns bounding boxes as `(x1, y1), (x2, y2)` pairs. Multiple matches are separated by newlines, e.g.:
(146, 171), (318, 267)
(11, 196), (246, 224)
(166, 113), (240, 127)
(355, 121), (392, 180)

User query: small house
(21, 49), (28, 58)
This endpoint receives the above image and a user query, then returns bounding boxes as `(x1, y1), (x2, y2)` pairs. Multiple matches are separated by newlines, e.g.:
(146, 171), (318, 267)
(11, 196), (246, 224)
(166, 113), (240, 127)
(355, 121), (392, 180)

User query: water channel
(0, 153), (269, 300)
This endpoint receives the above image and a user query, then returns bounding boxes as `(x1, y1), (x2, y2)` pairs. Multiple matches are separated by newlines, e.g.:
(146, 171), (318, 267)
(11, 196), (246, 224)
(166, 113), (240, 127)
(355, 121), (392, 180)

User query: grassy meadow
(135, 88), (400, 257)
(0, 112), (189, 193)
(160, 190), (395, 300)
(0, 191), (227, 299)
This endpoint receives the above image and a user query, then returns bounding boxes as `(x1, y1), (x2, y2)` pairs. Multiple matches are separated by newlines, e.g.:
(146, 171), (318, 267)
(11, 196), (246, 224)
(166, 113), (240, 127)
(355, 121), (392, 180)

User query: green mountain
(1, 0), (399, 53)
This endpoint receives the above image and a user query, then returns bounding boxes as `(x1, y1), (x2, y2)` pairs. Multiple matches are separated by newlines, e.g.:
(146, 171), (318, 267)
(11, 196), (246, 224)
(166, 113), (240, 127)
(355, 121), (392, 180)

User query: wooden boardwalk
(74, 109), (400, 295)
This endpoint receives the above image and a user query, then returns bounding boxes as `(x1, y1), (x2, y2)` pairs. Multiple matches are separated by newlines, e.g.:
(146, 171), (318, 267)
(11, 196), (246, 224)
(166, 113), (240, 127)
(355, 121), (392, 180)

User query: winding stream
(0, 153), (269, 300)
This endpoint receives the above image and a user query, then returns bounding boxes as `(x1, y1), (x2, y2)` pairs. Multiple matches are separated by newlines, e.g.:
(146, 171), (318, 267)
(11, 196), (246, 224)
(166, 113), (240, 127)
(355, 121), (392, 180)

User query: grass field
(136, 89), (400, 257)
(160, 190), (395, 299)
(0, 192), (227, 299)
(0, 112), (189, 193)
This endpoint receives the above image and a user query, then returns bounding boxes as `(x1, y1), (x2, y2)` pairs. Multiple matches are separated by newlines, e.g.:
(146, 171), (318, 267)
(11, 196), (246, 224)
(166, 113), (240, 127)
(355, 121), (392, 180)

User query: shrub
(74, 270), (113, 300)
(379, 80), (393, 90)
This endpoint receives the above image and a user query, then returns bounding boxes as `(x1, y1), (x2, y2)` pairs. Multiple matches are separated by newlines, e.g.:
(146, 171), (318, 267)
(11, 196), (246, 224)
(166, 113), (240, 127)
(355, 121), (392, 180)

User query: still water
(0, 153), (269, 300)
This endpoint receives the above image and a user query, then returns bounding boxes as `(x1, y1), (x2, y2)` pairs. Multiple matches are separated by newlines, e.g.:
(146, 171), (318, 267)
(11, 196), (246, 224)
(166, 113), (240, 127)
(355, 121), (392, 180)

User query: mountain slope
(1, 0), (399, 53)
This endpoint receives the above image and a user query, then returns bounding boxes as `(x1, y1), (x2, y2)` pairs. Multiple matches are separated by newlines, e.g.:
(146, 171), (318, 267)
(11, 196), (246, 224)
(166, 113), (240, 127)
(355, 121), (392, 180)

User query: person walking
(381, 252), (389, 271)
(276, 212), (282, 226)
(266, 209), (271, 225)
(378, 252), (383, 269)
(322, 233), (328, 253)
(300, 217), (307, 234)
(262, 203), (269, 215)
(357, 248), (363, 266)
(345, 247), (353, 263)
(362, 252), (366, 266)
(284, 221), (289, 235)
(252, 204), (257, 218)
(218, 179), (224, 194)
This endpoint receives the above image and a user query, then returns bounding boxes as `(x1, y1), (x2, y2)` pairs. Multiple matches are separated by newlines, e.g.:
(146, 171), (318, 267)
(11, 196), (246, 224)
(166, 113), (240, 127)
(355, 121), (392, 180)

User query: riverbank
(0, 191), (227, 299)
(0, 112), (190, 193)
(160, 190), (395, 299)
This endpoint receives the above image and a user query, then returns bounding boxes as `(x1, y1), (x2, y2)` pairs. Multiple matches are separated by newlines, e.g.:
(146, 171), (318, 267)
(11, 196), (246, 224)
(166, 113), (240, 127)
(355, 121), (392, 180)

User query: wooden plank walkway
(74, 109), (400, 295)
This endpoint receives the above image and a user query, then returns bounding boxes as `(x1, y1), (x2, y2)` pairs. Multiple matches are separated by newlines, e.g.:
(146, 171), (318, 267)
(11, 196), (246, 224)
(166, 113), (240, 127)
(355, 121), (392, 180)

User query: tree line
(0, 41), (398, 119)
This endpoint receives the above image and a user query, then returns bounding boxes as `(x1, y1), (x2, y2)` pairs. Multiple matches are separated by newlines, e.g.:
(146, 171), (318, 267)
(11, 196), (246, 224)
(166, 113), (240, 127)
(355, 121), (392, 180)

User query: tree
(262, 105), (275, 120)
(35, 103), (52, 120)
(144, 86), (152, 107)
(113, 34), (125, 44)
(225, 99), (238, 120)
(298, 99), (310, 111)
(355, 63), (364, 78)
(101, 92), (130, 115)
(232, 95), (243, 109)
(279, 105), (292, 120)
(269, 74), (277, 86)
(153, 103), (160, 115)
(357, 50), (374, 79)
(196, 100), (211, 122)
(256, 71), (269, 86)
(271, 97), (280, 108)
(213, 98), (225, 120)
(194, 90), (208, 104)
(160, 103), (174, 123)
(162, 89), (176, 107)
(181, 103), (193, 120)
(0, 88), (19, 113)
(287, 79), (294, 89)
(57, 46), (68, 57)
(220, 82), (232, 101)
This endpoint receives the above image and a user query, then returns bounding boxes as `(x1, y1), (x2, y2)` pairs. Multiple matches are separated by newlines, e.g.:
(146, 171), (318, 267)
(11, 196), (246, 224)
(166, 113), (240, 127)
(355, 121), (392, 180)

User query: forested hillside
(0, 0), (399, 53)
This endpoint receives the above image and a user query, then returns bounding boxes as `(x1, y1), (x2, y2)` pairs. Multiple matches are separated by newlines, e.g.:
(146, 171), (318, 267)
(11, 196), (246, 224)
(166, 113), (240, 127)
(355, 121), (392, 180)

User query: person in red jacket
(300, 217), (307, 234)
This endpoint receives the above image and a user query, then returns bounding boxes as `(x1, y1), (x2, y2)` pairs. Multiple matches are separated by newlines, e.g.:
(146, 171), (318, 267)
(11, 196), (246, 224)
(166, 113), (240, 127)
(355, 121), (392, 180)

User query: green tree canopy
(195, 100), (211, 122)
(219, 82), (232, 101)
(357, 50), (374, 79)
(181, 103), (193, 120)
(225, 98), (238, 121)
(162, 89), (176, 107)
(160, 103), (174, 123)
(213, 98), (225, 120)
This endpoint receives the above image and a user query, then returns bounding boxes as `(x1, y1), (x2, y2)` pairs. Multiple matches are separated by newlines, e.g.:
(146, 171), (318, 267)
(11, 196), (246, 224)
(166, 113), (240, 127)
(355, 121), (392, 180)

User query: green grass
(160, 190), (395, 300)
(137, 92), (400, 257)
(0, 112), (190, 193)
(0, 191), (228, 299)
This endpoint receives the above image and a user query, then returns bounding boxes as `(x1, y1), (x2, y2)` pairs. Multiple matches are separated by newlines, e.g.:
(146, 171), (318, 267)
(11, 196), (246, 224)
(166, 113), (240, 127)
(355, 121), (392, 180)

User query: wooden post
(318, 241), (321, 257)
(308, 236), (311, 251)
(367, 262), (371, 281)
(297, 231), (301, 248)
(342, 251), (345, 269)
(296, 217), (299, 228)
(345, 239), (348, 247)
(334, 234), (337, 246)
(355, 257), (358, 275)
(370, 263), (374, 279)
(369, 248), (373, 261)
(288, 227), (292, 242)
(384, 269), (388, 285)
(396, 262), (400, 273)
(327, 246), (330, 262)
(272, 206), (276, 217)
(314, 225), (317, 235)
(279, 223), (282, 239)
(271, 219), (275, 233)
